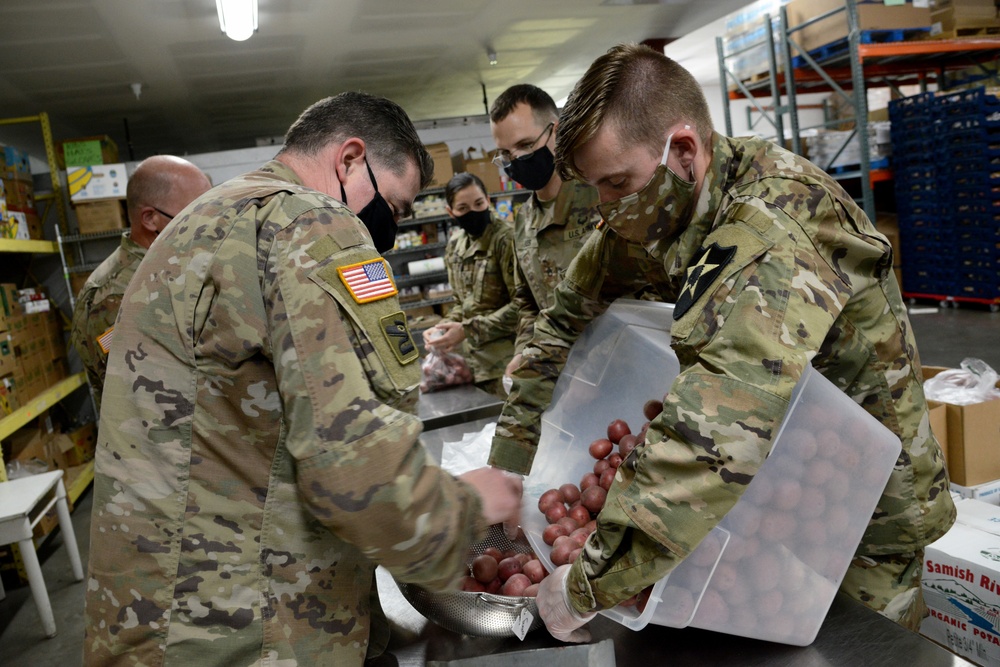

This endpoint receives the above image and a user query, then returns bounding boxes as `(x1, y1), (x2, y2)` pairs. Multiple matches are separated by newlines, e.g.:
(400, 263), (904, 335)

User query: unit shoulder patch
(379, 312), (419, 364)
(673, 242), (737, 320)
(337, 258), (398, 304)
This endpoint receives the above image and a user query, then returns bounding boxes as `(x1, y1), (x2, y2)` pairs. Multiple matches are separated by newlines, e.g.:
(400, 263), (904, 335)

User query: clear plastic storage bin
(522, 298), (902, 646)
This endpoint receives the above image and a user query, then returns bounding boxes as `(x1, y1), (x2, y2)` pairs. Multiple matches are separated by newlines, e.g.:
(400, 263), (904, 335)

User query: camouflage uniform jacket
(489, 133), (955, 612)
(69, 231), (145, 411)
(84, 160), (488, 666)
(442, 213), (518, 382)
(509, 180), (599, 350)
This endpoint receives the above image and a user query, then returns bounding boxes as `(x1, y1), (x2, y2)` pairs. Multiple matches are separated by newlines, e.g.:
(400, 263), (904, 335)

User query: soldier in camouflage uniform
(84, 92), (522, 666)
(489, 45), (955, 640)
(69, 155), (212, 410)
(422, 172), (517, 397)
(489, 85), (600, 359)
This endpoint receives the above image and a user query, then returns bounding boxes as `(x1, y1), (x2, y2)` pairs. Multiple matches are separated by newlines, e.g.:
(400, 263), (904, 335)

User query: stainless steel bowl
(396, 524), (544, 637)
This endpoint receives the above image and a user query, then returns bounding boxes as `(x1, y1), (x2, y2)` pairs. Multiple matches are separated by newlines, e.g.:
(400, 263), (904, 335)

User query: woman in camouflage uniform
(423, 172), (518, 397)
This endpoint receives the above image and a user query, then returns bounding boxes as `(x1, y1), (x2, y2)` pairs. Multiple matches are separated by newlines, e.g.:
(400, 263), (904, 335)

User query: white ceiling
(0, 0), (749, 163)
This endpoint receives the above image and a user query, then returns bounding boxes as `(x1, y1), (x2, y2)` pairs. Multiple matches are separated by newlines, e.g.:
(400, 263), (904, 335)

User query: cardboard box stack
(786, 0), (933, 56)
(0, 144), (43, 241)
(931, 0), (1000, 37)
(921, 498), (1000, 665)
(424, 143), (457, 189)
(0, 284), (69, 408)
(721, 0), (792, 84)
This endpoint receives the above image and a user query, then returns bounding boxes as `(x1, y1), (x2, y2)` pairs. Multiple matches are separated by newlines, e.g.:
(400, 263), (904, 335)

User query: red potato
(568, 547), (582, 563)
(593, 458), (611, 476)
(556, 516), (580, 533)
(551, 543), (574, 566)
(523, 583), (540, 597)
(560, 483), (581, 505)
(461, 576), (486, 592)
(514, 553), (533, 567)
(618, 433), (638, 459)
(543, 523), (570, 546)
(497, 556), (523, 582)
(579, 472), (600, 491)
(599, 468), (616, 491)
(607, 453), (623, 469)
(538, 489), (563, 513)
(471, 554), (499, 584)
(584, 519), (597, 534)
(552, 535), (577, 553)
(758, 512), (796, 541)
(502, 573), (532, 597)
(568, 503), (591, 526)
(581, 485), (607, 513)
(523, 559), (547, 584)
(636, 585), (655, 613)
(607, 419), (631, 444)
(482, 547), (503, 562)
(771, 479), (802, 511)
(485, 577), (503, 594)
(570, 527), (591, 547)
(797, 486), (827, 520)
(544, 503), (568, 524)
(643, 399), (663, 421)
(589, 438), (614, 460)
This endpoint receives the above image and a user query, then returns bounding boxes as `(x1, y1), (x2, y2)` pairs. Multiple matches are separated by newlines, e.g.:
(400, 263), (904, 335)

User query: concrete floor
(0, 302), (998, 666)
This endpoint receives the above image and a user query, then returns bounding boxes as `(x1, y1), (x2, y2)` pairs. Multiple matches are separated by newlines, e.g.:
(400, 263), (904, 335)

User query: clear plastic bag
(419, 349), (474, 393)
(924, 357), (1000, 406)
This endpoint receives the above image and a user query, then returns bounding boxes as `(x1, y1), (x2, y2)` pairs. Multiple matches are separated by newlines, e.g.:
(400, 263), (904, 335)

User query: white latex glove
(536, 564), (596, 643)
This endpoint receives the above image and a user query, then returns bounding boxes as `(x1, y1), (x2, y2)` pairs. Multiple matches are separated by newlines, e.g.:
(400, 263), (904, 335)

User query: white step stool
(0, 470), (84, 637)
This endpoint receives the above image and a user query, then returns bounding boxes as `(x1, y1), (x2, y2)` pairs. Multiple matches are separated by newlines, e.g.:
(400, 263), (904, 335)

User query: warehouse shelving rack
(0, 112), (92, 490)
(716, 0), (1000, 224)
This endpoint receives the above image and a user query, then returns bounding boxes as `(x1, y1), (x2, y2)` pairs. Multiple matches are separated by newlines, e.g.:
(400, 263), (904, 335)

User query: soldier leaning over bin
(69, 155), (212, 409)
(84, 91), (521, 667)
(488, 43), (956, 641)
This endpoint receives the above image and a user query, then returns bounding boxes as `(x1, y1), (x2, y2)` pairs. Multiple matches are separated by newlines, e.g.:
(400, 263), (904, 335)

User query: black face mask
(341, 161), (398, 253)
(453, 208), (491, 237)
(504, 145), (555, 191)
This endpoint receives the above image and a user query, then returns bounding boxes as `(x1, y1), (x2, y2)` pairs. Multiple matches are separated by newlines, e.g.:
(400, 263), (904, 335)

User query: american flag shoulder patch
(97, 326), (114, 354)
(337, 258), (398, 304)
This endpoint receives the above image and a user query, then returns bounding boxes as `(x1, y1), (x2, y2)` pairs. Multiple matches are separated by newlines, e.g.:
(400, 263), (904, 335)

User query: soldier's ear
(334, 138), (367, 185)
(136, 206), (160, 234)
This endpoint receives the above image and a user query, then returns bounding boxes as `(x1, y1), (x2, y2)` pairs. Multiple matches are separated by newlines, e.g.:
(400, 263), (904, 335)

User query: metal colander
(396, 524), (544, 637)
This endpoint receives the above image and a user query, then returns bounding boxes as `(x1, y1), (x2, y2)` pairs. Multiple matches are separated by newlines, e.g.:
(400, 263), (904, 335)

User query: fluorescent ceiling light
(217, 0), (258, 42)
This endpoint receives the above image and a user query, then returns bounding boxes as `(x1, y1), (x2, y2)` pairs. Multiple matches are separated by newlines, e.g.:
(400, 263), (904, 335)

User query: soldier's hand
(504, 353), (522, 377)
(422, 325), (444, 347)
(459, 467), (522, 528)
(428, 321), (464, 352)
(537, 564), (596, 643)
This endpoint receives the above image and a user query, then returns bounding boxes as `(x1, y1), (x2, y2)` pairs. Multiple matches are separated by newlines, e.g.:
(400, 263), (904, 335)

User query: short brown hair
(279, 91), (434, 189)
(489, 84), (558, 127)
(555, 43), (714, 180)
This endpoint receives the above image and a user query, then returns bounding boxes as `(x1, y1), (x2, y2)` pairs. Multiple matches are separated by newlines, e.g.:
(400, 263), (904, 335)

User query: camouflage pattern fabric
(509, 180), (599, 351)
(841, 550), (927, 631)
(441, 213), (518, 383)
(489, 133), (955, 616)
(69, 231), (146, 411)
(84, 160), (488, 666)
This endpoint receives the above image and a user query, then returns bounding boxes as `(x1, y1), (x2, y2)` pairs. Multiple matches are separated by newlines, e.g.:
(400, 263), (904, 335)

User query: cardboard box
(0, 173), (34, 210)
(463, 157), (503, 194)
(1, 208), (43, 241)
(931, 0), (999, 34)
(953, 480), (1000, 506)
(64, 422), (97, 467)
(921, 514), (1000, 666)
(67, 162), (128, 202)
(58, 135), (119, 169)
(74, 199), (127, 234)
(424, 143), (456, 189)
(0, 374), (17, 416)
(0, 334), (14, 377)
(786, 0), (933, 53)
(2, 145), (31, 177)
(0, 283), (21, 319)
(924, 365), (1000, 486)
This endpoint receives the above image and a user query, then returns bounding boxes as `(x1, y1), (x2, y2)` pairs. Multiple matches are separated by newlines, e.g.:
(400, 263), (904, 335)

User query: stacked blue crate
(890, 87), (1000, 301)
(890, 92), (949, 295)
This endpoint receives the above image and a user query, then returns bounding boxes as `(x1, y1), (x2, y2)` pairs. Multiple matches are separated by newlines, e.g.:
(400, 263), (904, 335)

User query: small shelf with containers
(386, 143), (530, 336)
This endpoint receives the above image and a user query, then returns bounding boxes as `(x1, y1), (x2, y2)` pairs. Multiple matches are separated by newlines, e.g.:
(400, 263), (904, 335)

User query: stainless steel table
(383, 417), (973, 666)
(417, 386), (504, 432)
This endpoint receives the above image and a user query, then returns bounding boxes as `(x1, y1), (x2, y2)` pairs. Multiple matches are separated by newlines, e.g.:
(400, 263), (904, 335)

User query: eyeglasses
(491, 122), (555, 169)
(152, 206), (178, 221)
